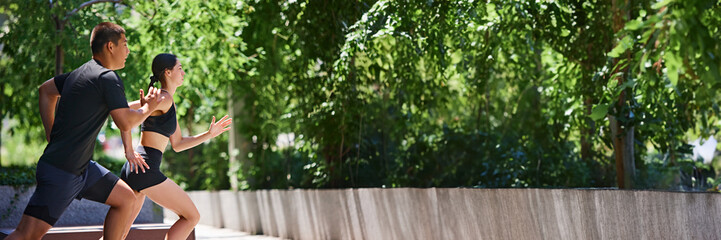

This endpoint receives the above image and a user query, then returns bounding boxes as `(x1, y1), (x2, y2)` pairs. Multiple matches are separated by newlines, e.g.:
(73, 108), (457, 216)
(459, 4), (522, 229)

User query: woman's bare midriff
(140, 131), (170, 151)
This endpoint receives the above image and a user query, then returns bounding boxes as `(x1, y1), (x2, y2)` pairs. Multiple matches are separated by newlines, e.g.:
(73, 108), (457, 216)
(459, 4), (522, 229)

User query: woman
(119, 53), (232, 240)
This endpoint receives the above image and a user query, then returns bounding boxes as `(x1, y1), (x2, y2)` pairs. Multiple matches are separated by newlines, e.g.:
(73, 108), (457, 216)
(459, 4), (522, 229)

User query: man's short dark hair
(90, 22), (125, 54)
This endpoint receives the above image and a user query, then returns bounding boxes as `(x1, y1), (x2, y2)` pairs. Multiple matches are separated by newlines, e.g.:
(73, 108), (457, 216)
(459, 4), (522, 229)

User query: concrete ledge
(0, 186), (163, 228)
(237, 190), (261, 234)
(0, 224), (194, 240)
(219, 190), (241, 230)
(185, 188), (721, 240)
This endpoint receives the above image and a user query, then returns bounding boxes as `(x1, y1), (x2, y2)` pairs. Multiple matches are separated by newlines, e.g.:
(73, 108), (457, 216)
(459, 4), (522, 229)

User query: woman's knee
(134, 192), (146, 206)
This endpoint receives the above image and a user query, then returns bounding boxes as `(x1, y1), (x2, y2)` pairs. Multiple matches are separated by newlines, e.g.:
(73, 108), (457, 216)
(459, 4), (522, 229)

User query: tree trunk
(611, 0), (635, 189)
(610, 116), (635, 188)
(186, 106), (195, 179)
(0, 14), (4, 166)
(228, 88), (249, 190)
(581, 96), (593, 165)
(51, 0), (125, 76)
(228, 89), (238, 190)
(0, 119), (3, 166)
(54, 16), (63, 76)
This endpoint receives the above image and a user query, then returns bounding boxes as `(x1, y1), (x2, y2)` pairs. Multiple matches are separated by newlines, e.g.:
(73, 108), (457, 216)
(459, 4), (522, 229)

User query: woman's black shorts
(120, 146), (168, 191)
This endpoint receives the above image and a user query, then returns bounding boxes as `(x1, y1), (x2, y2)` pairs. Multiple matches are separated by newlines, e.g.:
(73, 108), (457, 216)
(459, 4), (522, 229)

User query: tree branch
(64, 0), (123, 21)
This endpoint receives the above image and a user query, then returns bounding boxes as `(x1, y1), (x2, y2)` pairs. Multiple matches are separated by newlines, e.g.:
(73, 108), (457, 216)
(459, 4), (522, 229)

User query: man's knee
(115, 188), (136, 208)
(8, 218), (50, 240)
(7, 231), (45, 240)
(106, 183), (137, 209)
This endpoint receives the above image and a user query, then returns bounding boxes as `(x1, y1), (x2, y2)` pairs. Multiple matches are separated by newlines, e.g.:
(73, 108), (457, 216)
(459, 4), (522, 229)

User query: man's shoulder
(98, 70), (120, 81)
(76, 59), (112, 73)
(85, 61), (119, 82)
(70, 60), (111, 78)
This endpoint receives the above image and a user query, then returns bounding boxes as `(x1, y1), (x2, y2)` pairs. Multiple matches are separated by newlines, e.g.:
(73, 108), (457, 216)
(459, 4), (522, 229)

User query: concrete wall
(182, 188), (721, 240)
(0, 186), (163, 228)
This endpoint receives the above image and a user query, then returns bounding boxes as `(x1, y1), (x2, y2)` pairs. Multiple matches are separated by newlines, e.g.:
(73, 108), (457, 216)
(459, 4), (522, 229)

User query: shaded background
(2, 0), (721, 191)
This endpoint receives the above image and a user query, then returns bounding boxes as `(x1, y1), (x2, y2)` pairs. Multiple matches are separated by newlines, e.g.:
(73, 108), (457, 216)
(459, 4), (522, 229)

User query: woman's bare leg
(141, 179), (199, 240)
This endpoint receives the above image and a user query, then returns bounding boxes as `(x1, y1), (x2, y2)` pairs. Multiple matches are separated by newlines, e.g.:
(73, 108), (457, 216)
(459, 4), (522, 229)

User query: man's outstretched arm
(110, 87), (164, 131)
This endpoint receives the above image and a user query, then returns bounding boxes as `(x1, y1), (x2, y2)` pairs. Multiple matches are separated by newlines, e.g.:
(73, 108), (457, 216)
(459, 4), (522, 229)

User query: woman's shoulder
(149, 91), (174, 115)
(160, 91), (175, 111)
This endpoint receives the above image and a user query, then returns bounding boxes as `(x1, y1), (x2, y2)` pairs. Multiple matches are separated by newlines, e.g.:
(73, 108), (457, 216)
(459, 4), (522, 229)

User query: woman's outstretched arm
(169, 114), (232, 152)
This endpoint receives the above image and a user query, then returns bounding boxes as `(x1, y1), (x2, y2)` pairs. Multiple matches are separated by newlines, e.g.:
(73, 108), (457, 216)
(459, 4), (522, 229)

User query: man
(6, 22), (161, 240)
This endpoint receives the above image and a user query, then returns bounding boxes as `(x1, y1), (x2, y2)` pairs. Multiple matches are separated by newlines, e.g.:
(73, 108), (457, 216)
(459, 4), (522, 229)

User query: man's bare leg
(102, 180), (137, 240)
(120, 191), (146, 240)
(4, 214), (52, 240)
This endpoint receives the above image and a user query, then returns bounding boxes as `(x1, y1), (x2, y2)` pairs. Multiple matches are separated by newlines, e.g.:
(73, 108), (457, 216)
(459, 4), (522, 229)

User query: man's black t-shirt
(39, 59), (129, 175)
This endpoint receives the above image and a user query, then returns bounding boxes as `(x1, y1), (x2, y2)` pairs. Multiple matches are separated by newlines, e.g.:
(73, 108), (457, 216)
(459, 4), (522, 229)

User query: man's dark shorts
(23, 160), (120, 226)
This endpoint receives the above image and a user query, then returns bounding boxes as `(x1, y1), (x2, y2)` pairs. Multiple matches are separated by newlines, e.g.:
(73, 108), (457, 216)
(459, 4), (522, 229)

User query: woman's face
(165, 60), (185, 87)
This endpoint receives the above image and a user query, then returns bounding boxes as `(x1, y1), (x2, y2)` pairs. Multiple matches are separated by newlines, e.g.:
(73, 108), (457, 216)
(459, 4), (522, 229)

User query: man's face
(110, 34), (129, 69)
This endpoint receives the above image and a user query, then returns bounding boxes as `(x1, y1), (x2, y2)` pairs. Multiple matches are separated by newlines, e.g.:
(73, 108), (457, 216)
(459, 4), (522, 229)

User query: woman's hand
(125, 151), (150, 174)
(208, 115), (232, 138)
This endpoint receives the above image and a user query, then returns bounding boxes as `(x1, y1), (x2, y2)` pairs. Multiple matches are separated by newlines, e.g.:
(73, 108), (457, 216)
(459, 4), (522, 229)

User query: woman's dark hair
(148, 53), (178, 92)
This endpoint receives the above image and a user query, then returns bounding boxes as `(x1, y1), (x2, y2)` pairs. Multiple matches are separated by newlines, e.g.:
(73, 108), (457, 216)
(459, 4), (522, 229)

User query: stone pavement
(193, 224), (285, 240)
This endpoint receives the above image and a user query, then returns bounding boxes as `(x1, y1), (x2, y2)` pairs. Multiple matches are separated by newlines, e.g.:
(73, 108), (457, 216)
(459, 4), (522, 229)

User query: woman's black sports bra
(141, 104), (177, 137)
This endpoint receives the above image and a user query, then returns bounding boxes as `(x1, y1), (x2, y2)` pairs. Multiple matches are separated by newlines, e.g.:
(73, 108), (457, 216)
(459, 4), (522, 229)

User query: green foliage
(0, 165), (35, 186)
(115, 0), (249, 190)
(163, 136), (231, 191)
(4, 0), (721, 191)
(1, 119), (44, 167)
(0, 1), (119, 142)
(0, 0), (249, 189)
(268, 0), (611, 188)
(234, 0), (378, 188)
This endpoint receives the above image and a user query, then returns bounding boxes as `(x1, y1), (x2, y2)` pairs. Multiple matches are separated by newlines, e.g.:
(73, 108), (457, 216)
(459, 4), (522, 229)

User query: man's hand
(110, 87), (165, 131)
(139, 89), (147, 107)
(125, 151), (150, 174)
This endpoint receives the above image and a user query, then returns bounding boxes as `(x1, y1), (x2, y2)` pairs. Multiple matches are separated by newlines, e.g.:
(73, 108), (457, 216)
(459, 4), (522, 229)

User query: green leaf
(560, 28), (570, 37)
(665, 52), (680, 86)
(652, 0), (674, 10)
(639, 52), (649, 73)
(625, 19), (643, 31)
(608, 35), (633, 58)
(619, 79), (636, 91)
(590, 104), (610, 121)
(4, 84), (13, 97)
